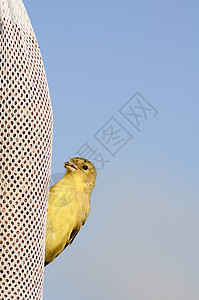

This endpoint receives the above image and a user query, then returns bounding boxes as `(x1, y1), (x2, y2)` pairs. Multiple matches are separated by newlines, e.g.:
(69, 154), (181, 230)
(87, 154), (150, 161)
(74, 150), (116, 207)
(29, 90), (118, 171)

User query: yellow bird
(45, 157), (97, 266)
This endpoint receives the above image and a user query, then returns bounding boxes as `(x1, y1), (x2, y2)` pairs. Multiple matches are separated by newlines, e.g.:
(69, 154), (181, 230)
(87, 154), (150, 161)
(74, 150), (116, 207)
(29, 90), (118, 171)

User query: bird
(45, 157), (97, 266)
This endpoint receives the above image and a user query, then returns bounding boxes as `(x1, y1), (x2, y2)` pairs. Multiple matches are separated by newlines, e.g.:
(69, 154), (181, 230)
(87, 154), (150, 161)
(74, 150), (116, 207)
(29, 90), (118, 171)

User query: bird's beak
(64, 161), (78, 172)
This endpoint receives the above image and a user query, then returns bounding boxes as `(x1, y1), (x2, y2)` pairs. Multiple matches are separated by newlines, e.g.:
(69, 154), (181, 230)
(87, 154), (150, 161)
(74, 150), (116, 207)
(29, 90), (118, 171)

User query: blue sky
(24, 1), (199, 299)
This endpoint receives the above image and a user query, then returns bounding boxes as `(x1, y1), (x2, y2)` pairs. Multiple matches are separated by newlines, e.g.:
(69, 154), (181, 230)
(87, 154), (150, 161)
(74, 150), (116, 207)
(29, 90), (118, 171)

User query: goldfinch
(45, 157), (97, 266)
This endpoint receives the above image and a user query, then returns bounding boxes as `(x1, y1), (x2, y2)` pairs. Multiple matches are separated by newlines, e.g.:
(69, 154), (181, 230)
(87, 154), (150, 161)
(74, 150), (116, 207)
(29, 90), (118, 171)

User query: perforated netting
(0, 0), (53, 299)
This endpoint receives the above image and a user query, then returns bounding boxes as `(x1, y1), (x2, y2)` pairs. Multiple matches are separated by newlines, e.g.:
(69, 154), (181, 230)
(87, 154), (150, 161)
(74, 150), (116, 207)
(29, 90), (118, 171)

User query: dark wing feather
(44, 221), (86, 267)
(63, 227), (80, 250)
(64, 219), (87, 250)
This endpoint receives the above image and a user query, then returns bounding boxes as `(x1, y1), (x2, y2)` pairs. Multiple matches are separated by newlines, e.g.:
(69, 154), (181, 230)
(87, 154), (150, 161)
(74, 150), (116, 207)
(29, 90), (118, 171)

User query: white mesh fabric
(0, 1), (53, 299)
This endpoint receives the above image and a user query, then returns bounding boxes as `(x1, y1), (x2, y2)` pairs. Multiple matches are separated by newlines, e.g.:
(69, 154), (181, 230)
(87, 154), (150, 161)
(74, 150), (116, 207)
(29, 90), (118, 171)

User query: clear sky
(24, 1), (199, 299)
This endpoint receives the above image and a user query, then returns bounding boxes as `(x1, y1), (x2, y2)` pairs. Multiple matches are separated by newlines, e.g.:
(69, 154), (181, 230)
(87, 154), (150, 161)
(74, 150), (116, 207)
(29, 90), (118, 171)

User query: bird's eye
(83, 165), (88, 170)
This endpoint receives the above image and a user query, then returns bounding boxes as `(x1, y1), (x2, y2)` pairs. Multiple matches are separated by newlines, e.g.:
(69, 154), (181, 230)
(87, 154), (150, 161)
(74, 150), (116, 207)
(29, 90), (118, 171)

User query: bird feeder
(0, 0), (53, 298)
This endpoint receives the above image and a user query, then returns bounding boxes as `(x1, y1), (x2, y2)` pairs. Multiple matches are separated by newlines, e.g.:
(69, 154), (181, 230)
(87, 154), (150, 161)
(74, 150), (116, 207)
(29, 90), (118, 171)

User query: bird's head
(64, 157), (97, 189)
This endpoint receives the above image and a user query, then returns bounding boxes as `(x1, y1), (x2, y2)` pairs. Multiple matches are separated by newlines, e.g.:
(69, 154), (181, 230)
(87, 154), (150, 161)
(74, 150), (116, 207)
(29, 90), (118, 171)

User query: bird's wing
(63, 218), (86, 250)
(63, 227), (80, 250)
(45, 224), (83, 267)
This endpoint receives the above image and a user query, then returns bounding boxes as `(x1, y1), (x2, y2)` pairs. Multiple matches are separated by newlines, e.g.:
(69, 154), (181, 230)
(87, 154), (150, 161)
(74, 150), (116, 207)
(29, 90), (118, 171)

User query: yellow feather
(45, 157), (97, 266)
